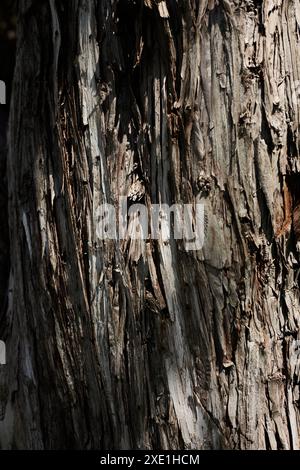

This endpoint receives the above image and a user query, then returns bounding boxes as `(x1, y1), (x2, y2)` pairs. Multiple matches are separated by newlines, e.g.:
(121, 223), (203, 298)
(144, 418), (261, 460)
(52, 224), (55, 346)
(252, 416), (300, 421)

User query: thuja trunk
(1, 0), (300, 450)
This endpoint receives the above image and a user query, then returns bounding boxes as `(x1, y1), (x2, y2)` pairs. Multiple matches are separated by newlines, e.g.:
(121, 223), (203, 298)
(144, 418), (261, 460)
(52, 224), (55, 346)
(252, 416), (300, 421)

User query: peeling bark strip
(1, 0), (300, 450)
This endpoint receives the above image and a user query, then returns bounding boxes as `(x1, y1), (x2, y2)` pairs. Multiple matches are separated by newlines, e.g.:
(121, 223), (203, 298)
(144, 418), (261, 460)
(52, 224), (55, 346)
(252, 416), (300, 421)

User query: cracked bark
(1, 0), (300, 450)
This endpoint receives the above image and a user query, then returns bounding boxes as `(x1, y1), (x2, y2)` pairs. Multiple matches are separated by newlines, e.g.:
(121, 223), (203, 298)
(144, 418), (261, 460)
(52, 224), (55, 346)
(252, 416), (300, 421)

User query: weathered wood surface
(1, 0), (300, 449)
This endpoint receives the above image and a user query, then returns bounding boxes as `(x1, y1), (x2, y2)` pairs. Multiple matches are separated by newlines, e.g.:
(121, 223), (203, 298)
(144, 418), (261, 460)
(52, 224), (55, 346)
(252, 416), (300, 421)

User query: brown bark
(1, 0), (300, 449)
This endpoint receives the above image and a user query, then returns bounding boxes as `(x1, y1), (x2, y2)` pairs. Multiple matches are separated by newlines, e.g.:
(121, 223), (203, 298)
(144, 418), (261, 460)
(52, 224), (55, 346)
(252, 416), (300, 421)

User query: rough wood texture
(1, 0), (300, 449)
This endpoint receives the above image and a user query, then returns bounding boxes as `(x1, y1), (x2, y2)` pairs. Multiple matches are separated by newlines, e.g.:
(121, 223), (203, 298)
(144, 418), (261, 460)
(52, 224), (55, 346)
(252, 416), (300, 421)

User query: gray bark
(1, 0), (300, 450)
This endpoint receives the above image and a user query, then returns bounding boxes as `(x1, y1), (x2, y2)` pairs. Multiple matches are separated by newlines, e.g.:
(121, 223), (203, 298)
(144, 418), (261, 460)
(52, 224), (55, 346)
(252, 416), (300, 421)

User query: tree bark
(1, 0), (300, 450)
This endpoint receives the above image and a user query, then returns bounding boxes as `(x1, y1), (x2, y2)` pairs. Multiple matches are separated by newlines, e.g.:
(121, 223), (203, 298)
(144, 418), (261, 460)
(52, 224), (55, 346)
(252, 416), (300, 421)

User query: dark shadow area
(0, 1), (16, 325)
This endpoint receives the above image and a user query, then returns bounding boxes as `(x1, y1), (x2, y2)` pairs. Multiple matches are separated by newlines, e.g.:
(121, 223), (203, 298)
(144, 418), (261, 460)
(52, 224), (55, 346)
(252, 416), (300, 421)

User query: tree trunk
(1, 0), (300, 450)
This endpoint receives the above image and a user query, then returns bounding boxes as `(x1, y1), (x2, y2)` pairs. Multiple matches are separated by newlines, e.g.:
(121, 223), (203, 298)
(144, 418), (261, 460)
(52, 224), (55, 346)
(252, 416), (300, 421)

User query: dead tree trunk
(1, 0), (300, 450)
